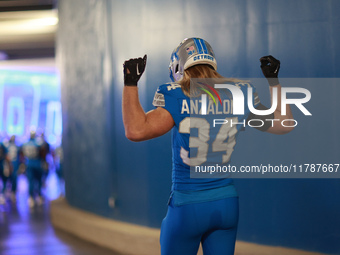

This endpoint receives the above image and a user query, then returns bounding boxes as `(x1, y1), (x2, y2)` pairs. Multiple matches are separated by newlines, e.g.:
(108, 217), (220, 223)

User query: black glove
(123, 55), (147, 86)
(260, 55), (280, 86)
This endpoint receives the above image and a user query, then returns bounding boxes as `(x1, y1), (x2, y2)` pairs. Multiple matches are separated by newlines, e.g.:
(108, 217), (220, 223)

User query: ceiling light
(0, 51), (8, 60)
(0, 10), (58, 36)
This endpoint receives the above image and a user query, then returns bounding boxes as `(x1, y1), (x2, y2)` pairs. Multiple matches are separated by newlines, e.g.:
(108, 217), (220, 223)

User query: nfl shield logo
(186, 46), (195, 56)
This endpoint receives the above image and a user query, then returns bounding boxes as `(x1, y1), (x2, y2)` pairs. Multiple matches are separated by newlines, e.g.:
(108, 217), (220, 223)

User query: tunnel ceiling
(0, 0), (57, 60)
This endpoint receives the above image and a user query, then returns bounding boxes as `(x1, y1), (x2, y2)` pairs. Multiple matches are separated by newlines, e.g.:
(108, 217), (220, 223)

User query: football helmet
(30, 130), (36, 140)
(169, 38), (217, 82)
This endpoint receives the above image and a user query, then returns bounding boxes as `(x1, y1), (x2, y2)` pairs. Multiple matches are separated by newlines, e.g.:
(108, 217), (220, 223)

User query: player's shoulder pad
(235, 82), (260, 106)
(157, 82), (182, 93)
(153, 82), (182, 107)
(234, 81), (255, 89)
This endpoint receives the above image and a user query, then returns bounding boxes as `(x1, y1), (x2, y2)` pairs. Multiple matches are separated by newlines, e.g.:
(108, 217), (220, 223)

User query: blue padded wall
(57, 0), (116, 217)
(58, 0), (340, 254)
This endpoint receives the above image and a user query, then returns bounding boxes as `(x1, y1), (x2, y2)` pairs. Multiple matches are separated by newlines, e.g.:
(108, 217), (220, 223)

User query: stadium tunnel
(1, 0), (340, 255)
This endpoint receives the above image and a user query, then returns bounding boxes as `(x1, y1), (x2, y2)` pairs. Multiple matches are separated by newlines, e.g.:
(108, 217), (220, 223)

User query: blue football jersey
(22, 139), (41, 168)
(153, 81), (260, 192)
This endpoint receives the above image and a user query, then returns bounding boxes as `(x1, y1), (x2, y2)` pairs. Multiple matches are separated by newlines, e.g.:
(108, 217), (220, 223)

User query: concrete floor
(0, 173), (122, 255)
(1, 173), (327, 255)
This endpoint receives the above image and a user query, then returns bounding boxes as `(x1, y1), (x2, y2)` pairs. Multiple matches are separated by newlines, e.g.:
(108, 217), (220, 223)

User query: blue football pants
(26, 166), (43, 197)
(160, 197), (239, 255)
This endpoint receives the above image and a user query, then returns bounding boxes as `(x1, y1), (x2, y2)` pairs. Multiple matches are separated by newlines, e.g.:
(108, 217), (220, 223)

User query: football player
(36, 133), (51, 189)
(122, 38), (293, 255)
(6, 135), (22, 201)
(22, 131), (43, 207)
(0, 138), (11, 204)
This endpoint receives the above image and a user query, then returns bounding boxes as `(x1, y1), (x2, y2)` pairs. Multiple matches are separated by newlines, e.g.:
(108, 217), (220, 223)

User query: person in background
(36, 133), (51, 188)
(0, 139), (12, 204)
(54, 145), (64, 197)
(5, 135), (23, 202)
(22, 131), (43, 207)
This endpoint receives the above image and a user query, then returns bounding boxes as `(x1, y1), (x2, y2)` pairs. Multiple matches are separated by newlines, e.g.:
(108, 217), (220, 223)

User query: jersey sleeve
(245, 83), (274, 132)
(152, 83), (182, 117)
(235, 82), (261, 118)
(252, 86), (261, 108)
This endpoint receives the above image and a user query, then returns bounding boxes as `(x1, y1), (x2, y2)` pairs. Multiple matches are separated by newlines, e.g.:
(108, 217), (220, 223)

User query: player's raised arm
(122, 55), (174, 142)
(260, 55), (294, 135)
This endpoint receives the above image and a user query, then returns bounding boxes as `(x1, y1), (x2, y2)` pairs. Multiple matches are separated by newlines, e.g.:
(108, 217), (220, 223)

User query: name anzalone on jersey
(153, 80), (298, 131)
(153, 82), (260, 116)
